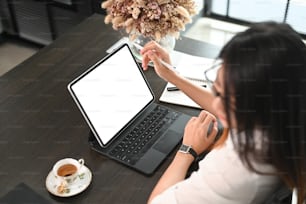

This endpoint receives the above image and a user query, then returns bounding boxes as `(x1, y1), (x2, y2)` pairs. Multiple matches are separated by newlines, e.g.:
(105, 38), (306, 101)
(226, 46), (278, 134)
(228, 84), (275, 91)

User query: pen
(167, 84), (207, 91)
(133, 43), (178, 73)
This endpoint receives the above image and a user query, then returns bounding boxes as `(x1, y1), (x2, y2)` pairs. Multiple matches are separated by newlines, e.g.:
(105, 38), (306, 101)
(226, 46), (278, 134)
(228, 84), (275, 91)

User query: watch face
(179, 144), (197, 160)
(180, 144), (190, 152)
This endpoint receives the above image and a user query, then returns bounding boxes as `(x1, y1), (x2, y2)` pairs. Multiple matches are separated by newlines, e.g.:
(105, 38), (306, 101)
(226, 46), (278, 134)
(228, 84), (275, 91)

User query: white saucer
(45, 165), (92, 197)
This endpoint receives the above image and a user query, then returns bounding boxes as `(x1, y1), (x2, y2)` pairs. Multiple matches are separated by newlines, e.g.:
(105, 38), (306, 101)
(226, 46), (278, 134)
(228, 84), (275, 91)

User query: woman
(140, 22), (306, 204)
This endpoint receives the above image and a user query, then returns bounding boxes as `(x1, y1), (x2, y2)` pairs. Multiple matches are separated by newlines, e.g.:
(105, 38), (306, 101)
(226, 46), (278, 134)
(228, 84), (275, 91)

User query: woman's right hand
(183, 110), (218, 155)
(140, 41), (177, 81)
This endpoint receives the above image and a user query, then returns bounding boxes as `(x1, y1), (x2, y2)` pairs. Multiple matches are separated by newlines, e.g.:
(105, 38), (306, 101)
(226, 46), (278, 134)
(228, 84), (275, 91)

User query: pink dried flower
(101, 0), (197, 41)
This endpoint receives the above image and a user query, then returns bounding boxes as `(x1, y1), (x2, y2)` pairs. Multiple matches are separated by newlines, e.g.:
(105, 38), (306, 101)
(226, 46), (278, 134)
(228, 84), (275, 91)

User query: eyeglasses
(204, 59), (227, 100)
(204, 59), (223, 89)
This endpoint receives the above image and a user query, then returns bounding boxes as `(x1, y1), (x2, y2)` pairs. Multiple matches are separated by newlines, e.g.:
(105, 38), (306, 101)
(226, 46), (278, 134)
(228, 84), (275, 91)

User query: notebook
(67, 44), (191, 175)
(159, 53), (215, 109)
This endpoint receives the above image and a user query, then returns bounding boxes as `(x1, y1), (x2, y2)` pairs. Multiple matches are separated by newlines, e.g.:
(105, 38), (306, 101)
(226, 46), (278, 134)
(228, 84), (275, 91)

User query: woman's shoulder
(200, 137), (276, 181)
(205, 129), (274, 171)
(196, 136), (280, 203)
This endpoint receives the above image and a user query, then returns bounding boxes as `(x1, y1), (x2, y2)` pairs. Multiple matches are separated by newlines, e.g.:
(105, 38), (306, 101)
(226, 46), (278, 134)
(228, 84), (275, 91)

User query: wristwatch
(178, 144), (198, 160)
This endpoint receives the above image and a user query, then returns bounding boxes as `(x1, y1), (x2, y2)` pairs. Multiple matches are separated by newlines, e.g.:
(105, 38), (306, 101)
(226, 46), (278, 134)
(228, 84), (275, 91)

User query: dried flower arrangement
(101, 0), (197, 41)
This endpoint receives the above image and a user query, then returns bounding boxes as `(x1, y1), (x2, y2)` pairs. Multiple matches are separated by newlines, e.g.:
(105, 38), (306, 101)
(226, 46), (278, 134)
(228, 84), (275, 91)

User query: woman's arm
(148, 152), (194, 203)
(148, 111), (218, 203)
(168, 74), (217, 115)
(140, 41), (216, 115)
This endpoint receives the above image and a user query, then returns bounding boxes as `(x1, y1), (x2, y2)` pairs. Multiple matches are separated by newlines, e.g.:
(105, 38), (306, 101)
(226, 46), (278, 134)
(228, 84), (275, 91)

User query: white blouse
(151, 130), (281, 204)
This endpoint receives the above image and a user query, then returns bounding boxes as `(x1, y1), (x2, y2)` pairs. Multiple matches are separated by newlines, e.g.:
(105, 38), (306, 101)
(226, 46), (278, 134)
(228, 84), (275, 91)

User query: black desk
(0, 14), (220, 203)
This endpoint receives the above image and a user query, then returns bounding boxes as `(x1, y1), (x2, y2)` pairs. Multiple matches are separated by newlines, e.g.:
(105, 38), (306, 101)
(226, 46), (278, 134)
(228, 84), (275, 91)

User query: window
(286, 0), (306, 35)
(205, 0), (306, 37)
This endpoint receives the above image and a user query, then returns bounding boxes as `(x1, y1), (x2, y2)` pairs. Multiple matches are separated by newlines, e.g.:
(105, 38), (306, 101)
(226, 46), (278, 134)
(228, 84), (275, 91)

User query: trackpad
(153, 130), (182, 154)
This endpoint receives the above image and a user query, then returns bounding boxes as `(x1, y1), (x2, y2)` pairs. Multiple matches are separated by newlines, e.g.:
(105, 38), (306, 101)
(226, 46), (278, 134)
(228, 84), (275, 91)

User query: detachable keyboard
(109, 106), (180, 165)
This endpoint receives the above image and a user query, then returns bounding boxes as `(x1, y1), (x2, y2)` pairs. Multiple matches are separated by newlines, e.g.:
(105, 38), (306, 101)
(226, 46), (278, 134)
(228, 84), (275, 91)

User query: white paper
(159, 51), (215, 109)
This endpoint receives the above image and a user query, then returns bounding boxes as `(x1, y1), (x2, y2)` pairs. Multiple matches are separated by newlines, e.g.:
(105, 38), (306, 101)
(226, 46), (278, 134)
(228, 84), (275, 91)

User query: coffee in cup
(57, 163), (78, 177)
(52, 158), (84, 193)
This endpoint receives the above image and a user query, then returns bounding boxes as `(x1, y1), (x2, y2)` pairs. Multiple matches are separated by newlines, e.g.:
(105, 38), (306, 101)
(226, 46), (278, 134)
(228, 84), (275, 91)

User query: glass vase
(129, 35), (176, 62)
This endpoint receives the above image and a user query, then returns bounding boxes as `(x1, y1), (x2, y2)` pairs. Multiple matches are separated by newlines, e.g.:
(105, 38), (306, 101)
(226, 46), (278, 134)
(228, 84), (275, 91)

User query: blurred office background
(0, 0), (305, 76)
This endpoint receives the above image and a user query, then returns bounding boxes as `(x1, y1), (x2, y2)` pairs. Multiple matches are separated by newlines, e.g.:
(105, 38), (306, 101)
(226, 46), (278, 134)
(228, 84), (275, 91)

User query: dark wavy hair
(219, 22), (306, 203)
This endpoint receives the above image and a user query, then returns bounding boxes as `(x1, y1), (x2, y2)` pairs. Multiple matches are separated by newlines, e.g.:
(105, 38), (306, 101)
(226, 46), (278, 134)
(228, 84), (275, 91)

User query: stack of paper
(159, 51), (215, 109)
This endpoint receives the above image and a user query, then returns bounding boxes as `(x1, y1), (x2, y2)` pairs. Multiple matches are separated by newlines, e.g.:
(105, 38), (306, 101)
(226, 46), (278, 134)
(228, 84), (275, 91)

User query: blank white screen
(70, 45), (154, 145)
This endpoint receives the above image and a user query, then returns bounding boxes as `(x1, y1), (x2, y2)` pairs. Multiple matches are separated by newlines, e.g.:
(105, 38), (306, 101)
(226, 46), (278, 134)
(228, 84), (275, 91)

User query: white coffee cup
(52, 158), (84, 185)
